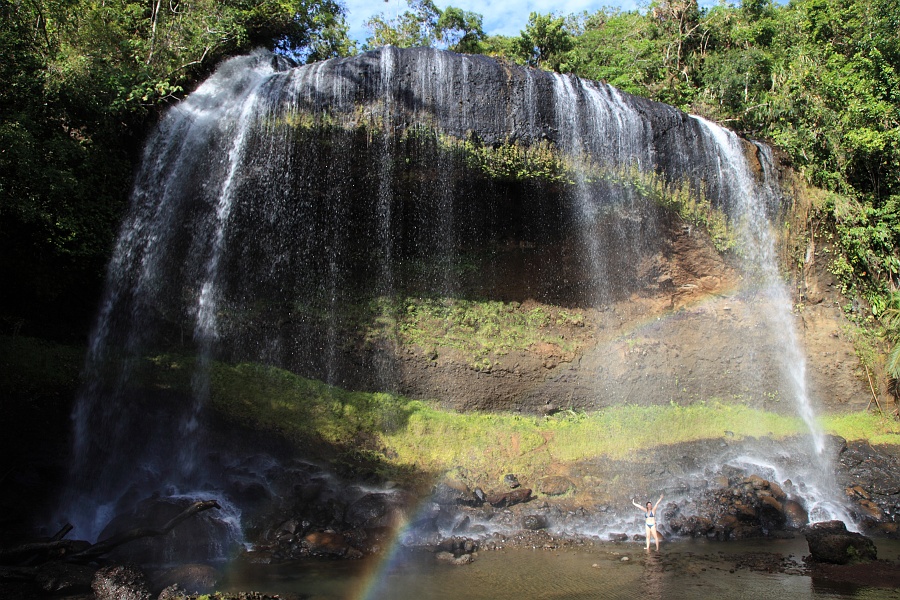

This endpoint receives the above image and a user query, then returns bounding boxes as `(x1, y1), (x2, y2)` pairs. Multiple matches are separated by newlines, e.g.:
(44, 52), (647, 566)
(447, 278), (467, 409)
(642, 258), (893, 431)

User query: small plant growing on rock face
(472, 357), (492, 372)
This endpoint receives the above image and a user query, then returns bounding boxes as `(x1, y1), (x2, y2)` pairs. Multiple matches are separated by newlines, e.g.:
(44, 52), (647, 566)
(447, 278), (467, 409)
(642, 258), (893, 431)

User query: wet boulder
(345, 492), (404, 529)
(538, 476), (574, 496)
(838, 441), (900, 526)
(451, 515), (471, 534)
(805, 520), (877, 565)
(303, 531), (355, 558)
(92, 564), (153, 600)
(486, 488), (532, 508)
(437, 537), (478, 557)
(150, 564), (218, 595)
(669, 514), (715, 538)
(667, 470), (803, 540)
(783, 499), (809, 528)
(757, 495), (787, 527)
(433, 481), (477, 506)
(522, 514), (548, 530)
(408, 502), (441, 535)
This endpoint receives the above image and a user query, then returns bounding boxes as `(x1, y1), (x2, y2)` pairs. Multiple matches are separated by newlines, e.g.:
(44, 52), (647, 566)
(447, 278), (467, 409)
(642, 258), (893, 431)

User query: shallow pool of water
(222, 538), (900, 600)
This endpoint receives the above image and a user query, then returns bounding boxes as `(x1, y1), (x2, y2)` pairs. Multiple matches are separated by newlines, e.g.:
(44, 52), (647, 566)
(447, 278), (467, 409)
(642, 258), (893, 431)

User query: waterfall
(65, 51), (290, 542)
(63, 47), (853, 547)
(693, 118), (854, 525)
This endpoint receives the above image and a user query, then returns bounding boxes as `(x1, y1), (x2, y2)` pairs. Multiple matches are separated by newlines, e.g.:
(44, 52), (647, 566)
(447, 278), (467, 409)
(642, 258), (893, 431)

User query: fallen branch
(864, 365), (882, 413)
(0, 540), (87, 565)
(0, 500), (221, 567)
(69, 499), (221, 563)
(50, 523), (73, 542)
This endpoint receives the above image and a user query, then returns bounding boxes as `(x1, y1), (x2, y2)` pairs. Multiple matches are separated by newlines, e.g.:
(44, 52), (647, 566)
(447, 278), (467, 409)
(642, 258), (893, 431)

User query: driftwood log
(0, 499), (221, 567)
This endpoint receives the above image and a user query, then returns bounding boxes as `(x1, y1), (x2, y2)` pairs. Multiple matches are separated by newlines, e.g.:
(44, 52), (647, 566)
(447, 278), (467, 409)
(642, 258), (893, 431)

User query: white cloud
(342, 0), (645, 46)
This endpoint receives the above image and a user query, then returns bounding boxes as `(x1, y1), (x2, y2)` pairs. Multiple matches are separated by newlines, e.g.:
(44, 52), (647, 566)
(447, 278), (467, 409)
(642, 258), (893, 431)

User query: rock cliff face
(63, 47), (873, 546)
(94, 46), (866, 416)
(286, 47), (738, 193)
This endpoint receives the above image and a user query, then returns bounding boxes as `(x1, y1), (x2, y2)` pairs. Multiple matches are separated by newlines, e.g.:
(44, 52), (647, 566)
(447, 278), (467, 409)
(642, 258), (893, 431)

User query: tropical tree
(364, 0), (442, 49)
(514, 12), (574, 71)
(569, 9), (665, 96)
(436, 6), (485, 53)
(881, 290), (900, 397)
(363, 0), (485, 53)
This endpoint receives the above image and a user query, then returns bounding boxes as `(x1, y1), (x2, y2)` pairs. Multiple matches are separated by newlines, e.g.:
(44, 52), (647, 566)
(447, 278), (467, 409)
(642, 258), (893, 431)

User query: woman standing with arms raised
(632, 494), (664, 550)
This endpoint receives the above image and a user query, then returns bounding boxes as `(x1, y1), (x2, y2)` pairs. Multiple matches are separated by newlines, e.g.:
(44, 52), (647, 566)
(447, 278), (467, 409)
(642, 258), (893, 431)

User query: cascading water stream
(63, 47), (857, 553)
(186, 73), (269, 477)
(543, 70), (852, 527)
(373, 48), (399, 392)
(693, 117), (854, 525)
(63, 50), (288, 544)
(552, 74), (606, 305)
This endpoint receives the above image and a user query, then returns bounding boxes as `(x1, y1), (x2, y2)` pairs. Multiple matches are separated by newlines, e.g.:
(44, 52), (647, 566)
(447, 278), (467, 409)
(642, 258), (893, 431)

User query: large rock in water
(805, 520), (877, 564)
(92, 564), (153, 600)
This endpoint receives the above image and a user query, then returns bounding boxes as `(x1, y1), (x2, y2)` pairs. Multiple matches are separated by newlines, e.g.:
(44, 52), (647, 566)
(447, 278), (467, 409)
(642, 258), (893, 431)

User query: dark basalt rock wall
(288, 46), (751, 205)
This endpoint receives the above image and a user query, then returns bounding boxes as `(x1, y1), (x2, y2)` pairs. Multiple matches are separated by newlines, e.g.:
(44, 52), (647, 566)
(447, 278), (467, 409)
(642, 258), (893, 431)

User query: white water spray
(694, 116), (852, 525)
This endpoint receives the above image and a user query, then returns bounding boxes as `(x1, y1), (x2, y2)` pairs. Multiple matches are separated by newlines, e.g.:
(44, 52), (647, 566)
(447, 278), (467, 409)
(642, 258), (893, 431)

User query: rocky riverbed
(240, 435), (899, 568)
(5, 433), (897, 599)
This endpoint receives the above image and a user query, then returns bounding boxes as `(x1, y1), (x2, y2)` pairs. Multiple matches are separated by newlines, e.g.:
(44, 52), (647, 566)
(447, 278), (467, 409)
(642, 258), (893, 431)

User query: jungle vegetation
(2, 0), (899, 387)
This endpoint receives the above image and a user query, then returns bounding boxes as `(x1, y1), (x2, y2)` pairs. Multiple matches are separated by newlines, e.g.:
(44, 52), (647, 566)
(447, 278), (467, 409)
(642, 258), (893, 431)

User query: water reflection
(222, 539), (900, 600)
(641, 550), (665, 600)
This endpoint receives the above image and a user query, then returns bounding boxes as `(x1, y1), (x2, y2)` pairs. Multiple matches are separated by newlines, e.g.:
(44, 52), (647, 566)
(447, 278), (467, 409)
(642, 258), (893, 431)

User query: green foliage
(175, 355), (900, 485)
(453, 137), (570, 183)
(436, 7), (485, 53)
(479, 34), (520, 60)
(363, 0), (484, 53)
(822, 410), (900, 445)
(882, 291), (900, 381)
(624, 169), (735, 252)
(567, 10), (664, 96)
(513, 12), (575, 72)
(208, 360), (417, 446)
(822, 193), (900, 312)
(364, 0), (441, 49)
(0, 0), (354, 337)
(386, 297), (587, 364)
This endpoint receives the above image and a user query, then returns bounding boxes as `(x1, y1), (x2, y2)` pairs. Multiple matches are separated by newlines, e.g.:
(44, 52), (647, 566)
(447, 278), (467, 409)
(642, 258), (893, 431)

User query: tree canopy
(363, 0), (484, 52)
(0, 0), (353, 338)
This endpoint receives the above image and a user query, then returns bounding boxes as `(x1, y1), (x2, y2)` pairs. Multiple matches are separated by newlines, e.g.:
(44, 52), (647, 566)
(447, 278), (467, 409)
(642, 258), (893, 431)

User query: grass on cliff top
(201, 359), (900, 487)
